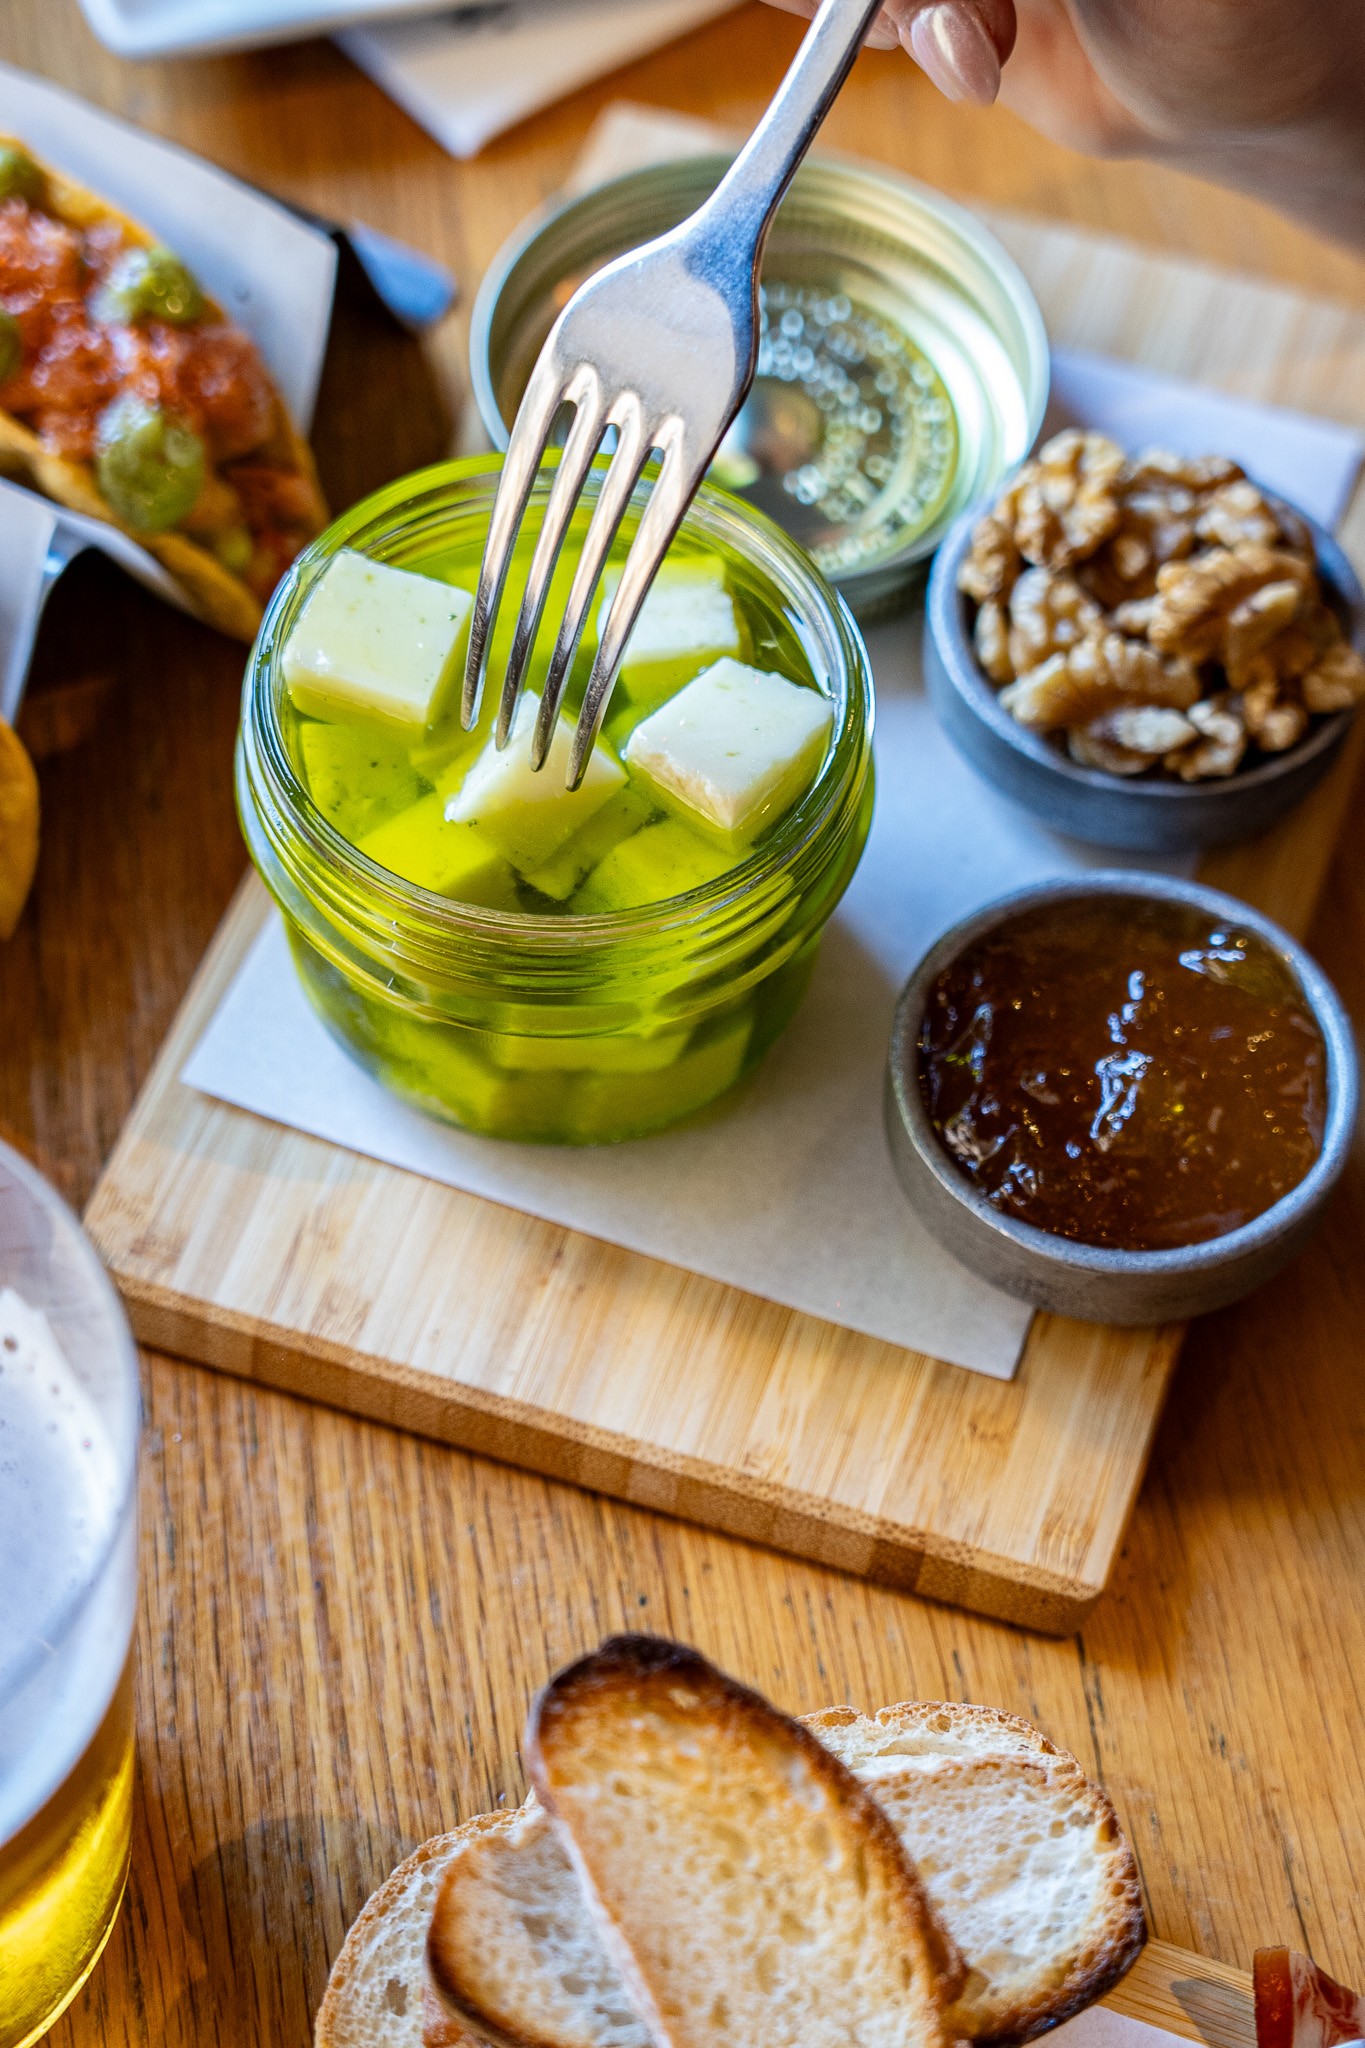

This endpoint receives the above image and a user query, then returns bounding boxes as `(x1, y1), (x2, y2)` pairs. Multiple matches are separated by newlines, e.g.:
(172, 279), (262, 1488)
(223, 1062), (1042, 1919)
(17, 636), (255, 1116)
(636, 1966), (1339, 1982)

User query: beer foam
(0, 1288), (132, 1843)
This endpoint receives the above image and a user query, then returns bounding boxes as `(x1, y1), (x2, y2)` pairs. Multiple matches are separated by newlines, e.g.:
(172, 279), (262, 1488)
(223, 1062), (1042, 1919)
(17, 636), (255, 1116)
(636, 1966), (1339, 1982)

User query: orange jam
(917, 894), (1327, 1251)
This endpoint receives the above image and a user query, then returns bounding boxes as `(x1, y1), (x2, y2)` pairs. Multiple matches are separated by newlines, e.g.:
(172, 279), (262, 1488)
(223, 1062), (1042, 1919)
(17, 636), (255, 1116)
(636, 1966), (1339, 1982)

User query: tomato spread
(0, 161), (312, 600)
(918, 894), (1326, 1251)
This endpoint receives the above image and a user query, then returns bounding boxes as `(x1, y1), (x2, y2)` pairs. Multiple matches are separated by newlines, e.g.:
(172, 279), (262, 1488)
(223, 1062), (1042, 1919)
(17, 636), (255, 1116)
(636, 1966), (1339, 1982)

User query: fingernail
(865, 11), (902, 48)
(907, 3), (1001, 106)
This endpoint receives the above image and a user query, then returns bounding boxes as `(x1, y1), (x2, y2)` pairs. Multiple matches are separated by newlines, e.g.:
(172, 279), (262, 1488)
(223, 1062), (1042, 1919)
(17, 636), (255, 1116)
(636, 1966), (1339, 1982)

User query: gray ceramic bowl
(924, 494), (1361, 851)
(884, 872), (1359, 1324)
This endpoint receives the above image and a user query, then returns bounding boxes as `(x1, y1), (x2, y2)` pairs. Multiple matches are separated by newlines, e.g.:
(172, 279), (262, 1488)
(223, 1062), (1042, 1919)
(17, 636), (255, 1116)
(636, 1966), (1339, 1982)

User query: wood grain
(0, 5), (1362, 2043)
(1106, 1943), (1255, 2048)
(85, 204), (1365, 1634)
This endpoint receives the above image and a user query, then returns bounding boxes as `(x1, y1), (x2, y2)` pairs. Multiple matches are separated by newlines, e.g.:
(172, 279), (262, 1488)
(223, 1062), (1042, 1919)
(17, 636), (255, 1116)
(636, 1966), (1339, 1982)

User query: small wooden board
(85, 214), (1365, 1634)
(1101, 1940), (1254, 2048)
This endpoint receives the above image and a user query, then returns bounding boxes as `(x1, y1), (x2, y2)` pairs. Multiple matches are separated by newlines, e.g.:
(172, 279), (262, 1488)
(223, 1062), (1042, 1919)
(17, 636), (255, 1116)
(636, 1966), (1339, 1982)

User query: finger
(881, 0), (1015, 103)
(758, 0), (904, 49)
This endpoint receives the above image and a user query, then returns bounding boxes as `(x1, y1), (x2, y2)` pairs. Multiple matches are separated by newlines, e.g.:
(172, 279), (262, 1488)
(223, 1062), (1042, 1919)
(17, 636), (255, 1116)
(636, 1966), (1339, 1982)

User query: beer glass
(0, 1140), (140, 2048)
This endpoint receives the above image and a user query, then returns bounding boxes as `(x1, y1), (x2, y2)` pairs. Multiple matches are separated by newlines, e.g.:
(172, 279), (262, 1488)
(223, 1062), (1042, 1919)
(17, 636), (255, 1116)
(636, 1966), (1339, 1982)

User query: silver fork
(460, 0), (885, 790)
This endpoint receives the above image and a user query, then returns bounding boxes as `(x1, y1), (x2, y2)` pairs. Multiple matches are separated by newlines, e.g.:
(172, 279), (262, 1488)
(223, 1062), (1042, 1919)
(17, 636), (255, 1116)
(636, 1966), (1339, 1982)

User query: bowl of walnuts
(924, 430), (1365, 850)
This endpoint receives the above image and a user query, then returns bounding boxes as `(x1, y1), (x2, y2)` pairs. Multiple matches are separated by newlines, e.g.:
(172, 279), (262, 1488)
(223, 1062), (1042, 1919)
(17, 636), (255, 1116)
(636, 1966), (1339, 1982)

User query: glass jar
(237, 457), (875, 1145)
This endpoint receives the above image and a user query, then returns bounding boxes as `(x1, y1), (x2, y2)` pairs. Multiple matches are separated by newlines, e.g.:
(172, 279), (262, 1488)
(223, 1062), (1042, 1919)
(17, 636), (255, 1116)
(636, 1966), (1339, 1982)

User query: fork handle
(693, 0), (886, 269)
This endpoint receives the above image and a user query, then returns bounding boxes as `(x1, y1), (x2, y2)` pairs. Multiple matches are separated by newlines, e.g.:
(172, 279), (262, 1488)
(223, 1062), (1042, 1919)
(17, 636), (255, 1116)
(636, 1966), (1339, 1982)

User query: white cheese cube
(282, 549), (473, 731)
(601, 554), (742, 669)
(623, 657), (833, 844)
(444, 692), (626, 873)
(599, 556), (743, 734)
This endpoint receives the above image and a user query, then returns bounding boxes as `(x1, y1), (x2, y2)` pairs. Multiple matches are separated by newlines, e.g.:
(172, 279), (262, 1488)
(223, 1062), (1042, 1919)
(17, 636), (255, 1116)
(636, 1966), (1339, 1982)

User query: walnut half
(1000, 631), (1200, 730)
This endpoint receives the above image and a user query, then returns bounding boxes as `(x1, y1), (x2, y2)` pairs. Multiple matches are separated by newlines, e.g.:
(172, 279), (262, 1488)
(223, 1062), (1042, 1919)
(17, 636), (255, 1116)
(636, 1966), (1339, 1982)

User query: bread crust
(423, 1984), (478, 2047)
(316, 1817), (506, 2048)
(0, 134), (327, 642)
(518, 1635), (963, 2048)
(803, 1698), (1063, 1762)
(425, 1795), (636, 2048)
(332, 1685), (1146, 2048)
(804, 1701), (1145, 2046)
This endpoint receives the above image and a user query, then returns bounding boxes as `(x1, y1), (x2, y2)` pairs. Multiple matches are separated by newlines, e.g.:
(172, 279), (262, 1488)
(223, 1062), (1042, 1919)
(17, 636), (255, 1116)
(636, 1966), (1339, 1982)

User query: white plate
(77, 0), (479, 61)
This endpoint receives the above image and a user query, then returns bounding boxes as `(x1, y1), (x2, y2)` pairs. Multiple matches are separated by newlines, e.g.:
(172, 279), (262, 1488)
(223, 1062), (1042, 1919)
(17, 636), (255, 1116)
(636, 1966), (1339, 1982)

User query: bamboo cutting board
(1098, 1941), (1255, 2048)
(85, 213), (1365, 1635)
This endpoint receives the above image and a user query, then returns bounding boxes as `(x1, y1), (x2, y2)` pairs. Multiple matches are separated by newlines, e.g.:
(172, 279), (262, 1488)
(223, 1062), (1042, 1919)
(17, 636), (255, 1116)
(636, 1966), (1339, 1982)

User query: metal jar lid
(469, 151), (1049, 621)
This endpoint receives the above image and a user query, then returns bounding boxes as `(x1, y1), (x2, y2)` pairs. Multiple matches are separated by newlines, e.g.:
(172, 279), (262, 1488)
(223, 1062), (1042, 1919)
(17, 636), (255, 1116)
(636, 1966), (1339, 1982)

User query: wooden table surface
(3, 6), (1365, 2041)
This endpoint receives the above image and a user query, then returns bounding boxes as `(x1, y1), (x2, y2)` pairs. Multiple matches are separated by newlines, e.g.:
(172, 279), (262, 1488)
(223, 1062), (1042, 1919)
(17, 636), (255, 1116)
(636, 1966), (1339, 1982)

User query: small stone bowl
(923, 493), (1361, 852)
(884, 872), (1359, 1325)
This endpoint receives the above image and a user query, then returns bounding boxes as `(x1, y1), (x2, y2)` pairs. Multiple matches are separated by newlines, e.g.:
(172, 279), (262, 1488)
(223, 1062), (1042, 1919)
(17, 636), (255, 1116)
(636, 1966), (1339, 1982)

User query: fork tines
(460, 356), (697, 793)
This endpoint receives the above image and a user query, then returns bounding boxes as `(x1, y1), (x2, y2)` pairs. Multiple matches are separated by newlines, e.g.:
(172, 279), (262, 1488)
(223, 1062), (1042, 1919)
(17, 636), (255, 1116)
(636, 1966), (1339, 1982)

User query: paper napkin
(339, 0), (743, 162)
(0, 484), (190, 725)
(1049, 2010), (1204, 2048)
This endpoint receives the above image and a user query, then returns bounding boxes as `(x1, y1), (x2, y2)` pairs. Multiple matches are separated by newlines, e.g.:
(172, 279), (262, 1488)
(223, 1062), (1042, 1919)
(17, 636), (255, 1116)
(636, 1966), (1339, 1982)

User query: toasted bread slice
(315, 1821), (490, 2048)
(425, 1793), (649, 2048)
(0, 717), (39, 939)
(806, 1702), (1146, 2043)
(502, 1635), (958, 2048)
(0, 134), (327, 641)
(333, 1691), (1143, 2048)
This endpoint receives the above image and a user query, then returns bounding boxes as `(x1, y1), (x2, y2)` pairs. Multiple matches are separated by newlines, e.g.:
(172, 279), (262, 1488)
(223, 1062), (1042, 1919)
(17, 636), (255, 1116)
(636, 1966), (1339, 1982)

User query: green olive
(95, 393), (206, 533)
(95, 244), (205, 328)
(0, 309), (21, 387)
(212, 525), (254, 576)
(0, 147), (44, 207)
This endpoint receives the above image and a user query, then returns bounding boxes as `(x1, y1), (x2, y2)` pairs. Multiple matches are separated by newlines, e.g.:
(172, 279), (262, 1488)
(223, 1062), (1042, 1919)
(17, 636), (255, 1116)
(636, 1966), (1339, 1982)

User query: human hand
(762, 0), (1365, 247)
(762, 0), (1012, 113)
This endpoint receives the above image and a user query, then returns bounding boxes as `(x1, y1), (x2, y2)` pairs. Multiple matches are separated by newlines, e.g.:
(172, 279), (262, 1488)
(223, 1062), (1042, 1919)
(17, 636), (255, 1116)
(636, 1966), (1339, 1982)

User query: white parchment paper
(1046, 2008), (1198, 2048)
(0, 481), (191, 722)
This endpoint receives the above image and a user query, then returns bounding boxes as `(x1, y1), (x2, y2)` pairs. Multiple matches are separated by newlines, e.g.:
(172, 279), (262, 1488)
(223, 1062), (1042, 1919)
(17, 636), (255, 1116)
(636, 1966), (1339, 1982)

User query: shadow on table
(1171, 1974), (1257, 2048)
(159, 1813), (423, 2043)
(1082, 1130), (1365, 1672)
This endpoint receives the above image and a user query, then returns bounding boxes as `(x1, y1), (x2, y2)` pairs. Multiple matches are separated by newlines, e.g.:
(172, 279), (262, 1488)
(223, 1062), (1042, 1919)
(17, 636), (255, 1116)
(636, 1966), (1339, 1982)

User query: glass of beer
(0, 1139), (140, 2048)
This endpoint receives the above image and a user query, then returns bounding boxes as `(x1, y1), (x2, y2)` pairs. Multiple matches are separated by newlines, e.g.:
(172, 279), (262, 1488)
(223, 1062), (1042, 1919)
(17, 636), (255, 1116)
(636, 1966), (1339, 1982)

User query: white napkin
(1048, 2010), (1199, 2048)
(0, 64), (338, 716)
(0, 485), (191, 724)
(1045, 348), (1365, 526)
(338, 0), (743, 162)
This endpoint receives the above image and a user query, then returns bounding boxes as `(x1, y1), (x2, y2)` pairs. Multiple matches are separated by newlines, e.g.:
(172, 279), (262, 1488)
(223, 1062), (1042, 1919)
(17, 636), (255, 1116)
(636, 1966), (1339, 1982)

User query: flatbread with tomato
(0, 136), (327, 641)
